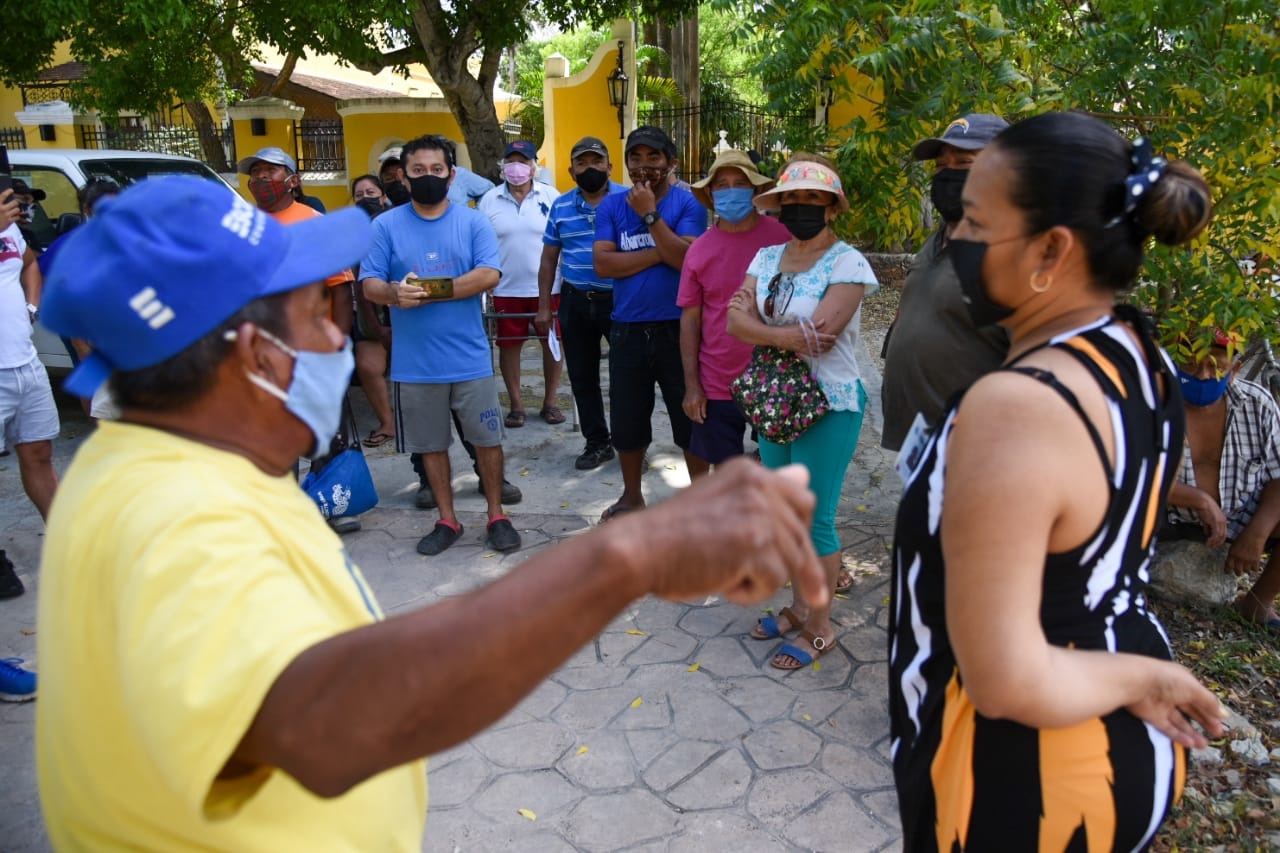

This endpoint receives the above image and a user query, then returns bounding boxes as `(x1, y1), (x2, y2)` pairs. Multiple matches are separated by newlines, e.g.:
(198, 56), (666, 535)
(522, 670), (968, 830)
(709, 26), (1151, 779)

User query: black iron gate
(641, 96), (813, 182)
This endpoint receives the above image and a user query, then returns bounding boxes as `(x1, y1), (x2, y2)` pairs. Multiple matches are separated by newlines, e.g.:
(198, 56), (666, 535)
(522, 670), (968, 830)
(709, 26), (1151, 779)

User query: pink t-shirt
(677, 215), (790, 399)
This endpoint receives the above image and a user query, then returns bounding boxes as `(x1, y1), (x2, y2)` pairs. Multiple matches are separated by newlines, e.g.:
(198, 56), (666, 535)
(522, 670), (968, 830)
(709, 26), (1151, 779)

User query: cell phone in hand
(402, 275), (454, 299)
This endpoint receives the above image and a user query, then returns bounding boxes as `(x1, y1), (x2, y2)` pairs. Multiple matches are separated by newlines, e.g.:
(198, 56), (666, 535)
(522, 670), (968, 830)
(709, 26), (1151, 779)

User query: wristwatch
(641, 210), (660, 228)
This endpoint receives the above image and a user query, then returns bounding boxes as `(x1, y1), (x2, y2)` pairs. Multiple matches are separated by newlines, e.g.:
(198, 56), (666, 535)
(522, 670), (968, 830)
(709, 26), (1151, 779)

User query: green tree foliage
(738, 0), (1280, 351)
(0, 0), (398, 170)
(1, 0), (699, 182)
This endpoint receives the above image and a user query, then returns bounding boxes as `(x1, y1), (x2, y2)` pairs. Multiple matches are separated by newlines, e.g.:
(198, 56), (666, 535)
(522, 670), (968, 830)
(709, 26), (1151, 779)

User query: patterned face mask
(248, 177), (292, 209)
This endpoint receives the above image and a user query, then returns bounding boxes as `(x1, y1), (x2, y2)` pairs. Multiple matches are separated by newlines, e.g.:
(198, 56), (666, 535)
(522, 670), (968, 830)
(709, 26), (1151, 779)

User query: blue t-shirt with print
(543, 182), (627, 292)
(360, 203), (501, 384)
(595, 186), (707, 322)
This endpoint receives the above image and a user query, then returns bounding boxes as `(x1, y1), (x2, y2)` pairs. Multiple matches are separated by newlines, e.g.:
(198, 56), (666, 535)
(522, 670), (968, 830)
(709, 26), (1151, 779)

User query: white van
(7, 149), (236, 369)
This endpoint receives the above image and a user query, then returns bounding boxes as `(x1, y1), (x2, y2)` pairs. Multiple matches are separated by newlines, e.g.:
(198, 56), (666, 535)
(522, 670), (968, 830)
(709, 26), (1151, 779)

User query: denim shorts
(0, 356), (60, 452)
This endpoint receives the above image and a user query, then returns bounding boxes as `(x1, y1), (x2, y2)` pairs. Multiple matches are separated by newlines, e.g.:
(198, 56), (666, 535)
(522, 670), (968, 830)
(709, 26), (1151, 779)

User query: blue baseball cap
(911, 113), (1010, 161)
(41, 176), (372, 398)
(502, 140), (538, 161)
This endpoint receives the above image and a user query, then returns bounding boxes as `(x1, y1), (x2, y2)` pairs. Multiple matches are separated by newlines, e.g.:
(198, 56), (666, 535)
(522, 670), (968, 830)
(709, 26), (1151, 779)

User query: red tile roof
(252, 65), (399, 100)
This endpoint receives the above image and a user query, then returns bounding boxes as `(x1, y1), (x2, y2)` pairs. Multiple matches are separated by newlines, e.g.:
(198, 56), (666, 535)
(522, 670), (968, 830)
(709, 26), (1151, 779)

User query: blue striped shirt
(542, 182), (627, 292)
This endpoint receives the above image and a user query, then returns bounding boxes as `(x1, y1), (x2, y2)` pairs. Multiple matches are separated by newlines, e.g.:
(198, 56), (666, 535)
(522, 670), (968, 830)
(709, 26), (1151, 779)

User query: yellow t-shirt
(37, 422), (427, 851)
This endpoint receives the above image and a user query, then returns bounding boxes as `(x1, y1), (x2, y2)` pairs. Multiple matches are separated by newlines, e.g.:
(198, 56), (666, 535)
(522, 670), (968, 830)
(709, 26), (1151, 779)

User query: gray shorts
(393, 377), (504, 453)
(0, 355), (60, 452)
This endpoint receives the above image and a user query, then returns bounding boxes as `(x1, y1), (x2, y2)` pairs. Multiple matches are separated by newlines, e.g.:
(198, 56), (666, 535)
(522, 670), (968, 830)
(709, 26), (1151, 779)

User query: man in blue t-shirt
(361, 133), (521, 556)
(536, 136), (628, 471)
(592, 126), (707, 521)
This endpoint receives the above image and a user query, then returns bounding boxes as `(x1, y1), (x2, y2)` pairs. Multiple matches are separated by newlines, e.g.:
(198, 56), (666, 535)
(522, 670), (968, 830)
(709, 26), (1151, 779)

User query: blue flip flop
(771, 630), (834, 671)
(752, 606), (802, 640)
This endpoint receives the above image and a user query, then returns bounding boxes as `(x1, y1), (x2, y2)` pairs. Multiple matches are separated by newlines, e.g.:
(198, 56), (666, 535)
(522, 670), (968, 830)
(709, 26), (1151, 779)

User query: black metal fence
(295, 119), (345, 171)
(642, 97), (813, 183)
(80, 125), (206, 160)
(0, 127), (26, 150)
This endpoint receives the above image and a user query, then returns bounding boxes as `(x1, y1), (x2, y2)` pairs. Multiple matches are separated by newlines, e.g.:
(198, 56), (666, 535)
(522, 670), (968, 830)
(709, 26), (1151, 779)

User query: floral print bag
(730, 317), (830, 444)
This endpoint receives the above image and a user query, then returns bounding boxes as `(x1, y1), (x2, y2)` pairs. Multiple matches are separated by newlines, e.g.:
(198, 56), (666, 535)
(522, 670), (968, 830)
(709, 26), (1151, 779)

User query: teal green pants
(758, 382), (867, 557)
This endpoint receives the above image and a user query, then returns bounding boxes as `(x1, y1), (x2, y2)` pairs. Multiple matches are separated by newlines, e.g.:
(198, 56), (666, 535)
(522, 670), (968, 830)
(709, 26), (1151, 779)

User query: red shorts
(493, 295), (560, 348)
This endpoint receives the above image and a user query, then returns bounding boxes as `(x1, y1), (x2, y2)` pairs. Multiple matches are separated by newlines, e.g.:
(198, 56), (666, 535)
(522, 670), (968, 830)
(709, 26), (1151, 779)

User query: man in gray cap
(880, 113), (1010, 451)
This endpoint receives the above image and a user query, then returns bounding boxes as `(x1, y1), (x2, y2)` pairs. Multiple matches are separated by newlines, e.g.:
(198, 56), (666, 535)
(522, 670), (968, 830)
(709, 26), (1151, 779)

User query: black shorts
(688, 399), (747, 464)
(608, 320), (691, 452)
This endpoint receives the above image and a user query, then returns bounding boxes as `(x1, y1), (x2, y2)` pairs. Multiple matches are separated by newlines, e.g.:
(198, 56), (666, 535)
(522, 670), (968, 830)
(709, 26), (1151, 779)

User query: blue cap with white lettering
(41, 175), (371, 398)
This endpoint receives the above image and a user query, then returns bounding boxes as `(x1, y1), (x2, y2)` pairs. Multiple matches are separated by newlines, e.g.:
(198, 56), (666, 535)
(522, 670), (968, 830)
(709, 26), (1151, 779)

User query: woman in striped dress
(889, 111), (1226, 852)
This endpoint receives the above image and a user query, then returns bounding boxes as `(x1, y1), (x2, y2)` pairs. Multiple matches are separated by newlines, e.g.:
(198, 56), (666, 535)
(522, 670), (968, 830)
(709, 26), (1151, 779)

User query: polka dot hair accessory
(1106, 136), (1167, 228)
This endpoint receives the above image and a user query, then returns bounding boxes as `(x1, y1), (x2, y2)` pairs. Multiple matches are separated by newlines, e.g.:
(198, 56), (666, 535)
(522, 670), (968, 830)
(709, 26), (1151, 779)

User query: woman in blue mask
(726, 154), (880, 669)
(888, 111), (1224, 852)
(679, 150), (789, 478)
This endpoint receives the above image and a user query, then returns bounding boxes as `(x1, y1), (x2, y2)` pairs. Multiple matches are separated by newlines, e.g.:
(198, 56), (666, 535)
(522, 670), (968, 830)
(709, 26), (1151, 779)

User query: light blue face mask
(1176, 368), (1230, 408)
(229, 326), (354, 457)
(712, 187), (757, 224)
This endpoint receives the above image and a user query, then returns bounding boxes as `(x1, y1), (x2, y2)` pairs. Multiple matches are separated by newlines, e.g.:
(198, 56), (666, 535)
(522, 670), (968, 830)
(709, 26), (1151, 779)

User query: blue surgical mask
(713, 187), (756, 224)
(231, 326), (355, 457)
(1176, 368), (1230, 408)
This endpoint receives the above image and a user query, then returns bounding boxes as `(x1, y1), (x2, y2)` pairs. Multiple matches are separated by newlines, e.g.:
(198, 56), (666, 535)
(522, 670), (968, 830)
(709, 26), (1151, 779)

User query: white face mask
(228, 326), (354, 457)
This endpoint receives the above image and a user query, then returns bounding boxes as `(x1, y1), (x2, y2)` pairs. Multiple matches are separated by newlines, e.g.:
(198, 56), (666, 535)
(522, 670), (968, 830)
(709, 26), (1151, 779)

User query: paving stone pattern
(0, 340), (904, 851)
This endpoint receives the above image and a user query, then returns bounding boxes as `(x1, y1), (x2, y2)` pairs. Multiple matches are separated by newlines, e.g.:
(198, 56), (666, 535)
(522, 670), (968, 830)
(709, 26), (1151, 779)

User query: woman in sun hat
(726, 153), (880, 670)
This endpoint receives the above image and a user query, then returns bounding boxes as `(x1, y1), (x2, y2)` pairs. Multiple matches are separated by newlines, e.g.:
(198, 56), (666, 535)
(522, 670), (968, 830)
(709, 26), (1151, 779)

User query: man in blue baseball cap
(33, 175), (829, 848)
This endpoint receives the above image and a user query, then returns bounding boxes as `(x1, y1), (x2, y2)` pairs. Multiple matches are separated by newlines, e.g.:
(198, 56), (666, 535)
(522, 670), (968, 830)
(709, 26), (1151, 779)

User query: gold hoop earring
(1030, 272), (1053, 293)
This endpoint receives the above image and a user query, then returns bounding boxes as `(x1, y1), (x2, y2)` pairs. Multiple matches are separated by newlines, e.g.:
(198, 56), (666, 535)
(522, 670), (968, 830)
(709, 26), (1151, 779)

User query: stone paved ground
(0, 339), (904, 852)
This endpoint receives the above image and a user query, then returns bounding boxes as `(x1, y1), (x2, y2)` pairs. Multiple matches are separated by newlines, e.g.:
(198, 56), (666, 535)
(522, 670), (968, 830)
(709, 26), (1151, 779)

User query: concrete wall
(542, 19), (637, 193)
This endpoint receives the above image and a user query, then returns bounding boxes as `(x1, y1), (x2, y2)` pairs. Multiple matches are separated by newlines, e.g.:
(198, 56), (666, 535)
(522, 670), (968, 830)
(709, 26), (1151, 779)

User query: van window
(78, 158), (225, 186)
(9, 166), (78, 251)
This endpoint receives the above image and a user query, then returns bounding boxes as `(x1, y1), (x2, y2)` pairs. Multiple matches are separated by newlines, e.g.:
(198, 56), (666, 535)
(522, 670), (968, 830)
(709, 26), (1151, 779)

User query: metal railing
(80, 125), (205, 160)
(643, 96), (812, 183)
(0, 127), (27, 150)
(295, 119), (345, 171)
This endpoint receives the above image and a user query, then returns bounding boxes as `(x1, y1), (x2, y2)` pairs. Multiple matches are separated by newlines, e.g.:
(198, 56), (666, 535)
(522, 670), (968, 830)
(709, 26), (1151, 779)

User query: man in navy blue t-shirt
(593, 126), (707, 521)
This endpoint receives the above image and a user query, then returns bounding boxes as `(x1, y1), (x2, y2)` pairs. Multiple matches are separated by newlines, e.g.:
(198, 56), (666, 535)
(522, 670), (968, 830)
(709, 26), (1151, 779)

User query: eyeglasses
(764, 273), (795, 319)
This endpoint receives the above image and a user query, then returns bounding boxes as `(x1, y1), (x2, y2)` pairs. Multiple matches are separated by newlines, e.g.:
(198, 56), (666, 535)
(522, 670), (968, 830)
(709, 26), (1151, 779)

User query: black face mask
(383, 180), (411, 206)
(949, 238), (1015, 327)
(778, 203), (828, 241)
(930, 168), (968, 224)
(408, 174), (450, 206)
(355, 197), (385, 218)
(574, 168), (609, 194)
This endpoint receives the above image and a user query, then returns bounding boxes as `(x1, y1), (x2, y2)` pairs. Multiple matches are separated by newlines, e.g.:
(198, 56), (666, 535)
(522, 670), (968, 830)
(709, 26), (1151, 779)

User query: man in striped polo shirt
(535, 137), (627, 470)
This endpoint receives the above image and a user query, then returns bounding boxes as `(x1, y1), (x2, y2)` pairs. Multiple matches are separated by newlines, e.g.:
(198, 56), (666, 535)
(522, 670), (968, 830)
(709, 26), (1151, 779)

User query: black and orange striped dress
(889, 306), (1187, 853)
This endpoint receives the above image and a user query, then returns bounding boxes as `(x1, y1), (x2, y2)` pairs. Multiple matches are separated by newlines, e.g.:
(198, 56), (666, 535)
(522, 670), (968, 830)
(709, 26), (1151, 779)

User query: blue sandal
(771, 630), (834, 671)
(752, 606), (802, 640)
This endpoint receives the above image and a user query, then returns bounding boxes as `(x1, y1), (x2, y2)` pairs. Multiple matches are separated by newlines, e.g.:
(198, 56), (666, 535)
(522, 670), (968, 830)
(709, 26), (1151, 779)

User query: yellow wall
(542, 20), (636, 193)
(1, 41), (75, 143)
(826, 69), (883, 135)
(338, 99), (471, 176)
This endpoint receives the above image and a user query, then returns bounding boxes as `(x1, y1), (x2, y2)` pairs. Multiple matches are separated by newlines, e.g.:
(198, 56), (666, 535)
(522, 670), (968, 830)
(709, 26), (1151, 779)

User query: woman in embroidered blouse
(726, 155), (879, 670)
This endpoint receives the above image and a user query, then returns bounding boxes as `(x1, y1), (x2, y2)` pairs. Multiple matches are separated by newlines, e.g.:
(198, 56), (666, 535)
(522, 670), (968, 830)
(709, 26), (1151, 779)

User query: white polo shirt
(478, 180), (562, 298)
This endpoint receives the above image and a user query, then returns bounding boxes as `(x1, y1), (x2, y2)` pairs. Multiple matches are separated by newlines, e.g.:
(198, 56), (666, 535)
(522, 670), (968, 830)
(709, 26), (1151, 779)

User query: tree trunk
(267, 53), (299, 98)
(672, 14), (699, 179)
(407, 3), (506, 183)
(184, 99), (231, 173)
(438, 77), (506, 183)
